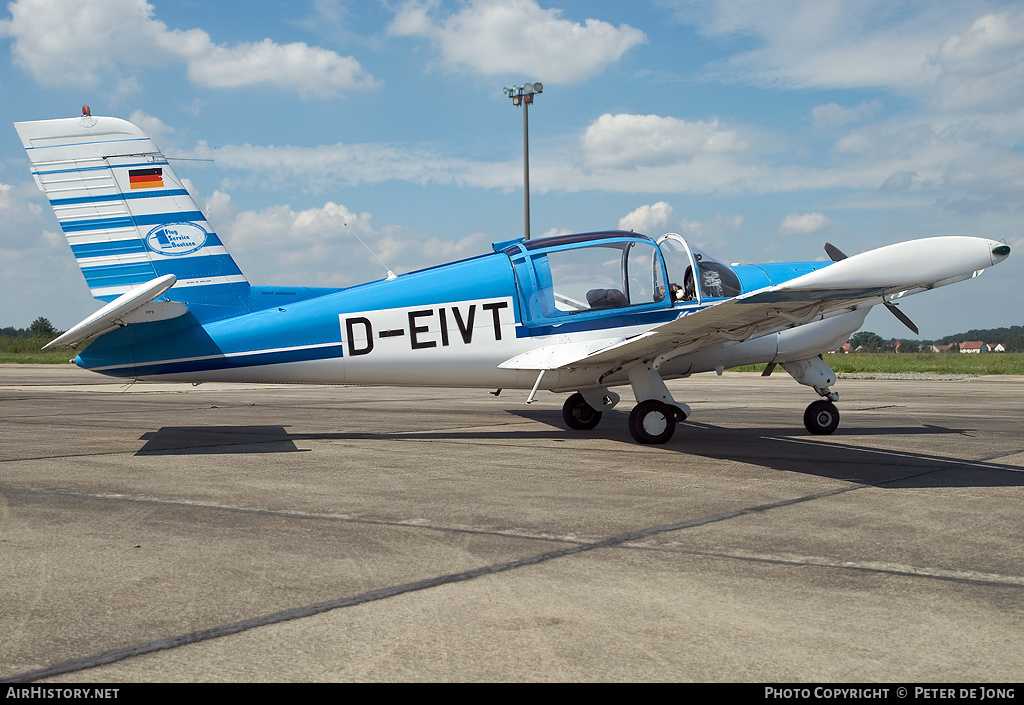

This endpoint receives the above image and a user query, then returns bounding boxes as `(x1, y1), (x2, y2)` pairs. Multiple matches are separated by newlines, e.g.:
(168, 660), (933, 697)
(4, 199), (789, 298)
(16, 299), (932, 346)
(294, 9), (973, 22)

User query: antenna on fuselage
(343, 221), (397, 281)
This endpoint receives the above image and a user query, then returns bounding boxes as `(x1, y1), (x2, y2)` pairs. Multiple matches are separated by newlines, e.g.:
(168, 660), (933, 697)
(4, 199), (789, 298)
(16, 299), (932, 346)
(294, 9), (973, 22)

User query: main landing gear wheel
(562, 392), (602, 430)
(804, 399), (840, 435)
(628, 400), (676, 444)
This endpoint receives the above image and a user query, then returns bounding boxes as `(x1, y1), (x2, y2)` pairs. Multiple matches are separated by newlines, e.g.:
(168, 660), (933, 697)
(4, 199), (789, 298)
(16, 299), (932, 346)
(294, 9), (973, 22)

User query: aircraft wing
(499, 236), (1008, 372)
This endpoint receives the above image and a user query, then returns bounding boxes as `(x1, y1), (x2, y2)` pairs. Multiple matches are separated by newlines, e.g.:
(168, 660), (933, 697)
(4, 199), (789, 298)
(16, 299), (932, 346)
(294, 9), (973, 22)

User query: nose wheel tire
(562, 392), (603, 430)
(804, 399), (840, 435)
(628, 400), (676, 444)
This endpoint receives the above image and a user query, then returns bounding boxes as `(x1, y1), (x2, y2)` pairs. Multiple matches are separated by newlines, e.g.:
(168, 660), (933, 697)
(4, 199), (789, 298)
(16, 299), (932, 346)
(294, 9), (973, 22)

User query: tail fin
(14, 114), (249, 322)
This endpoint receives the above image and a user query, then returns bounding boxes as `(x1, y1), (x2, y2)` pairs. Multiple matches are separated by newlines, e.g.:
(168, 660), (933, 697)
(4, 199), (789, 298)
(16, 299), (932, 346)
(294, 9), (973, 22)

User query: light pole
(503, 82), (543, 240)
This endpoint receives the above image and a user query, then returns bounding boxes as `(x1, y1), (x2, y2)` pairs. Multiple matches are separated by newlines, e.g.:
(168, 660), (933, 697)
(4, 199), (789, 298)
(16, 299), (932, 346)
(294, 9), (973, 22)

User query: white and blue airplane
(15, 112), (1011, 444)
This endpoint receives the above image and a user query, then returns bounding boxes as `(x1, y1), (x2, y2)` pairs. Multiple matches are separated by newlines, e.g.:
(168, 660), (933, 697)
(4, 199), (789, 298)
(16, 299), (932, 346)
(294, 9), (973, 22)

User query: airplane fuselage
(76, 240), (863, 392)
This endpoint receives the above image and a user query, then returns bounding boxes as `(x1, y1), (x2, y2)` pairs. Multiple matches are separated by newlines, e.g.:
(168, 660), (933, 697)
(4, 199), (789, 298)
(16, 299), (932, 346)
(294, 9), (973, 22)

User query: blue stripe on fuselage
(82, 344), (347, 378)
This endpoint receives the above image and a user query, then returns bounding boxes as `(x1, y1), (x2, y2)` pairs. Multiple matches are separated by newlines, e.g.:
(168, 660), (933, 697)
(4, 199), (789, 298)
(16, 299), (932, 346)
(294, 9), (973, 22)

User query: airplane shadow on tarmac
(134, 409), (1024, 489)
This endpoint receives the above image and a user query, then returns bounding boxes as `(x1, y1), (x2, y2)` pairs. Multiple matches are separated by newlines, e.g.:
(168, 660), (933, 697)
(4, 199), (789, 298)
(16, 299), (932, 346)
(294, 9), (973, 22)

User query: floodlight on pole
(503, 82), (543, 239)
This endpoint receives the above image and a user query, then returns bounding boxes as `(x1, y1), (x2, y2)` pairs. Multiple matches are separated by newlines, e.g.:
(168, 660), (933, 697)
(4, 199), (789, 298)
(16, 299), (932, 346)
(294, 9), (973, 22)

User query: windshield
(657, 234), (742, 302)
(658, 235), (697, 302)
(514, 239), (668, 321)
(690, 245), (741, 299)
(539, 240), (665, 314)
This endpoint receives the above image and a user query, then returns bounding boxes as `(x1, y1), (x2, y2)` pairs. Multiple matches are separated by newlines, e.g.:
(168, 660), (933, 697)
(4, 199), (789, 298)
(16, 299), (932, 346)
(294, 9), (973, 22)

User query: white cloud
(619, 202), (673, 233)
(0, 0), (376, 95)
(389, 0), (646, 82)
(197, 104), (1024, 207)
(686, 0), (949, 90)
(681, 1), (1024, 117)
(201, 131), (862, 198)
(617, 203), (743, 250)
(0, 181), (97, 328)
(780, 212), (830, 235)
(208, 194), (490, 288)
(675, 214), (744, 253)
(204, 141), (515, 192)
(127, 111), (175, 142)
(186, 39), (375, 96)
(581, 114), (748, 168)
(928, 12), (1024, 113)
(880, 170), (917, 192)
(810, 101), (882, 128)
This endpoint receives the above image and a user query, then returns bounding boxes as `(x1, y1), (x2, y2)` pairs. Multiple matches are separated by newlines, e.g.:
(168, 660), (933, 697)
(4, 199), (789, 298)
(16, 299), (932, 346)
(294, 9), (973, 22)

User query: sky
(1, 0), (1022, 340)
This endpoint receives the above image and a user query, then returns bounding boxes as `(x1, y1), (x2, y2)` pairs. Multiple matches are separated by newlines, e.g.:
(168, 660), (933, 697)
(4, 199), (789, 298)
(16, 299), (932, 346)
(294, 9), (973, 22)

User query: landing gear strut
(780, 356), (842, 435)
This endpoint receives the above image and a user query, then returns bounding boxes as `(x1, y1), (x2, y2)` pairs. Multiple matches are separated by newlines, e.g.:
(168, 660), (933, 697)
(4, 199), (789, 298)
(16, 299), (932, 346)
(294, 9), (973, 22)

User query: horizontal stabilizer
(43, 274), (185, 350)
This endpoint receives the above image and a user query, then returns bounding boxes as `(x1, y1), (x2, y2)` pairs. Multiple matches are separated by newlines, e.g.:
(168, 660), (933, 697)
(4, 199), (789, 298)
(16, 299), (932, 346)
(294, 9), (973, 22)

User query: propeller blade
(824, 242), (847, 262)
(761, 362), (777, 377)
(884, 301), (920, 335)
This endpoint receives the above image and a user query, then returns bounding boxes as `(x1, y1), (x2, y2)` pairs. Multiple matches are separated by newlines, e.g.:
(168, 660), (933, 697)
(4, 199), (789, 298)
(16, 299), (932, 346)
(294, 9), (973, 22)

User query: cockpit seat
(586, 288), (629, 309)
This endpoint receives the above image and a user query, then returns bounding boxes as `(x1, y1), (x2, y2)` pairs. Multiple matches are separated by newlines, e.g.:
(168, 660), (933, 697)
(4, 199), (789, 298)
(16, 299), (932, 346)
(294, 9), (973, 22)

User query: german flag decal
(129, 167), (164, 190)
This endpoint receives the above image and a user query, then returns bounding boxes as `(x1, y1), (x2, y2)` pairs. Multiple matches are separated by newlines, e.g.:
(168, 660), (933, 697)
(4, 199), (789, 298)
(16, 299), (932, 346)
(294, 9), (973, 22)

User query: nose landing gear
(804, 399), (840, 435)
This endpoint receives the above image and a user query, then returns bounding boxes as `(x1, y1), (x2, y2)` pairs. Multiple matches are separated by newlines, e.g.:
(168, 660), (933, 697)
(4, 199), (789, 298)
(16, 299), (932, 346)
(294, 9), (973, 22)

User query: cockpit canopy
(500, 230), (742, 328)
(657, 234), (742, 301)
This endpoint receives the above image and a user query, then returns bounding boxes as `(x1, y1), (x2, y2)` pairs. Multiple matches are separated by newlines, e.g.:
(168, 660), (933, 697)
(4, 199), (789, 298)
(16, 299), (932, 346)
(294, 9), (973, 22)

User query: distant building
(928, 344), (957, 352)
(959, 341), (989, 353)
(991, 343), (1006, 352)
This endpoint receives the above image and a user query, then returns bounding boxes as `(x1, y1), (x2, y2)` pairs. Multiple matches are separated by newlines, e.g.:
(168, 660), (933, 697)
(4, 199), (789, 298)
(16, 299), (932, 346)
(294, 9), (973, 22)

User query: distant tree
(900, 340), (922, 353)
(939, 326), (1024, 345)
(1003, 333), (1024, 352)
(849, 331), (884, 352)
(28, 317), (58, 339)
